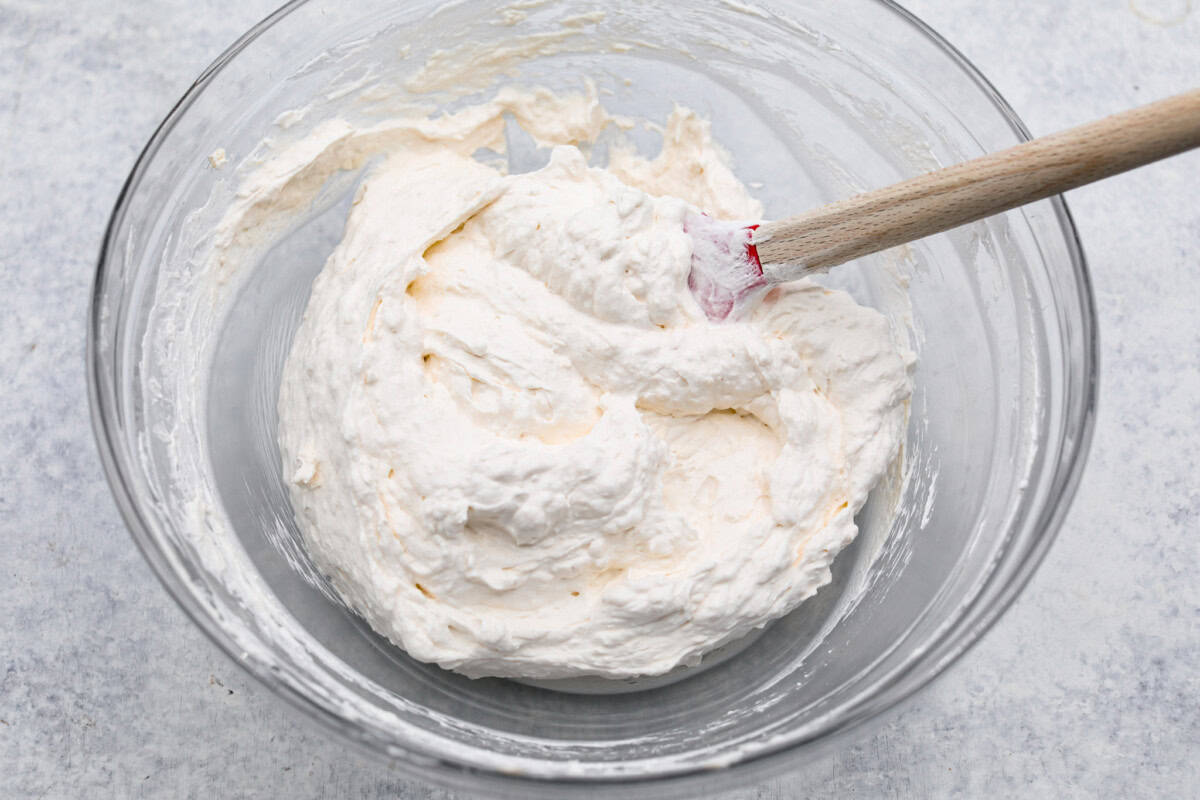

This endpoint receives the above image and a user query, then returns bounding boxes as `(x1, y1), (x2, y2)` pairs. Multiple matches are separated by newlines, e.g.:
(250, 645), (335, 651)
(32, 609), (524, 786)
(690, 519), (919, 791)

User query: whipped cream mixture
(277, 87), (913, 680)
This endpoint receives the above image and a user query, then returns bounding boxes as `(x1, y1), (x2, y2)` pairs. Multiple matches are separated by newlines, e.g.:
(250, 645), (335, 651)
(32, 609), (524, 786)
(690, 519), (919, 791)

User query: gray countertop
(2, 1), (1197, 797)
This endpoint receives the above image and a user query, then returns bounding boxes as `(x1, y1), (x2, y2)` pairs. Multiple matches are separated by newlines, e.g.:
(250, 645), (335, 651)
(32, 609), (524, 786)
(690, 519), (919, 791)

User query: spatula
(687, 88), (1200, 320)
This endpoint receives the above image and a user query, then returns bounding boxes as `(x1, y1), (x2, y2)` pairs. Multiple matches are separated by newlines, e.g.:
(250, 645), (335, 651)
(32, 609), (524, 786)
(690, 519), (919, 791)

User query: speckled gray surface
(2, 0), (1198, 797)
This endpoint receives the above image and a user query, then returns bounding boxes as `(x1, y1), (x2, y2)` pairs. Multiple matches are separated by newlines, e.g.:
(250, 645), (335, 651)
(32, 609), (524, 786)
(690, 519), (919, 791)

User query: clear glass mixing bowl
(89, 0), (1097, 795)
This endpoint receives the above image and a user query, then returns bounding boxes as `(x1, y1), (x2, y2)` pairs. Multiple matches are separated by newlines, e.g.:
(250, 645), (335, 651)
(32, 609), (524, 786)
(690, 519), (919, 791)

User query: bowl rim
(87, 0), (1098, 791)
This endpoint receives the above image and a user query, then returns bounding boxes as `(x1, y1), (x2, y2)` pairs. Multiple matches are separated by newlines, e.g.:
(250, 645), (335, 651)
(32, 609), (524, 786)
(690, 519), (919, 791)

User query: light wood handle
(754, 88), (1200, 278)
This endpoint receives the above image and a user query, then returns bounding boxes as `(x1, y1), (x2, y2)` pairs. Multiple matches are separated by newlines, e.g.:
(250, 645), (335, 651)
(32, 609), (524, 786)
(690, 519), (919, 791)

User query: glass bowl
(88, 0), (1097, 795)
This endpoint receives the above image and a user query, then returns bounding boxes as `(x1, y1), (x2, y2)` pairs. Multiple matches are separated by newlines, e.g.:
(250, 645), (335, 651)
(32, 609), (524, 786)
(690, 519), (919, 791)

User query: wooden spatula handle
(753, 88), (1200, 279)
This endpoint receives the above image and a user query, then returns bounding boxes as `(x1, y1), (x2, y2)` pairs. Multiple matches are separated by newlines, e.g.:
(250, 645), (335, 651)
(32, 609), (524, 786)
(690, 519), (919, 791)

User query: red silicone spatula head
(684, 212), (767, 322)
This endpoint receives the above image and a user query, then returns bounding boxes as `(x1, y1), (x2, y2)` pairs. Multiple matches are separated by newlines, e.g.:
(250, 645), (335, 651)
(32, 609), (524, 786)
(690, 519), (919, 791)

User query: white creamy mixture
(277, 87), (913, 680)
